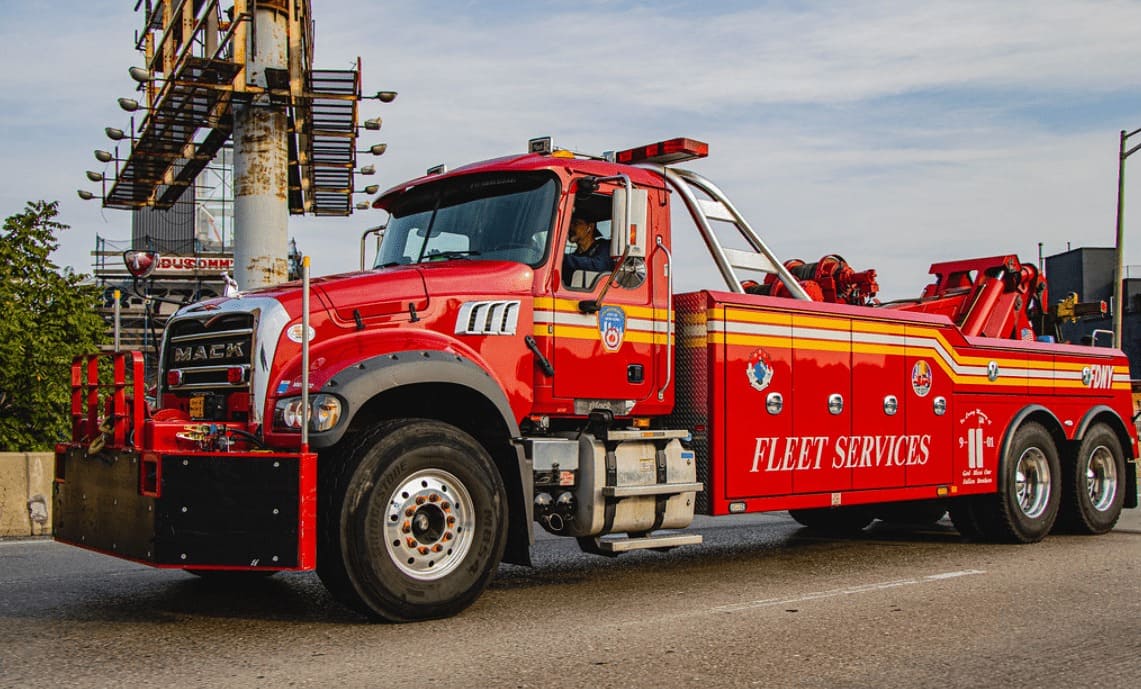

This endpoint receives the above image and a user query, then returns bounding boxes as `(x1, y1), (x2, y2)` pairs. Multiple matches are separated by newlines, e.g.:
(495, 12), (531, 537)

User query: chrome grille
(163, 313), (255, 392)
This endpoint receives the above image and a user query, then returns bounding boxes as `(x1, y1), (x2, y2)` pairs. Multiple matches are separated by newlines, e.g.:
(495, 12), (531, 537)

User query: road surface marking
(711, 569), (986, 613)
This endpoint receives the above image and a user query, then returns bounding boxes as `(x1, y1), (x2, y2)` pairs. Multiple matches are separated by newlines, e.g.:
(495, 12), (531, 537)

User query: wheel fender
(313, 349), (533, 564)
(997, 405), (1063, 493)
(1074, 404), (1134, 457)
(1074, 404), (1138, 509)
(311, 349), (521, 447)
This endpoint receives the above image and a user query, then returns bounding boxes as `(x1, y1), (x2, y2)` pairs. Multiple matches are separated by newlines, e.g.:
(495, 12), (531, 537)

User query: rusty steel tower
(85, 1), (388, 290)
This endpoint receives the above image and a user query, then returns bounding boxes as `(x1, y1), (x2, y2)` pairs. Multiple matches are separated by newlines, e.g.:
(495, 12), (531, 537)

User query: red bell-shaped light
(124, 250), (160, 278)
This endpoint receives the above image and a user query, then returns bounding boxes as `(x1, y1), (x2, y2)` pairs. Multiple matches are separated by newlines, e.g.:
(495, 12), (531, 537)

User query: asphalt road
(1, 509), (1139, 689)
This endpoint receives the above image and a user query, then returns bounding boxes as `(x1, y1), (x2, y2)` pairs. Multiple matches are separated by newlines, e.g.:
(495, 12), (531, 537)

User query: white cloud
(2, 0), (1139, 301)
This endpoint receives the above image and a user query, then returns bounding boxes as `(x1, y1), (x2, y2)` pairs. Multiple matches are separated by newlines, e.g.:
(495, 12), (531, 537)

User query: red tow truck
(55, 137), (1139, 621)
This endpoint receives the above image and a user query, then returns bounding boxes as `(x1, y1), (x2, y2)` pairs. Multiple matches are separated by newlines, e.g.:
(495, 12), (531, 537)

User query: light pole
(1113, 127), (1141, 347)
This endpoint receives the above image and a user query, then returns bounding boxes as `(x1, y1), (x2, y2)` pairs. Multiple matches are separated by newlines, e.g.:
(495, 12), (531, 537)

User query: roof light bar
(615, 137), (709, 165)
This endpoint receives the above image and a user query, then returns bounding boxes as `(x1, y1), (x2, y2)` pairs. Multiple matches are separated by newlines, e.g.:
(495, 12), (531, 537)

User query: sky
(2, 0), (1141, 299)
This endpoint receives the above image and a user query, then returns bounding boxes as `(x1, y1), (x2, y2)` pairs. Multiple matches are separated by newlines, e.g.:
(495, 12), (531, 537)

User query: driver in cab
(562, 217), (613, 280)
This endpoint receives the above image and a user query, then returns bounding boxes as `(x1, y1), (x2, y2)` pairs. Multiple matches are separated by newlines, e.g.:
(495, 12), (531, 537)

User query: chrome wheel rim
(1084, 445), (1118, 512)
(384, 469), (474, 581)
(1014, 447), (1051, 519)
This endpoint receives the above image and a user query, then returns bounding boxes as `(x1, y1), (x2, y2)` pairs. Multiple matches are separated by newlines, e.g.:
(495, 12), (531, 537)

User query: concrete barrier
(0, 452), (53, 538)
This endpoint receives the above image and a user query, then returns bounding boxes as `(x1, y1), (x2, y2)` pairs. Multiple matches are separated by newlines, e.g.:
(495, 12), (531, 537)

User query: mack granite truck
(55, 137), (1139, 622)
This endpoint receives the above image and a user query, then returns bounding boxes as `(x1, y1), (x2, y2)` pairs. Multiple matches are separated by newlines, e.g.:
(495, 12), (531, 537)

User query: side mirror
(575, 176), (599, 199)
(610, 187), (648, 259)
(360, 224), (387, 270)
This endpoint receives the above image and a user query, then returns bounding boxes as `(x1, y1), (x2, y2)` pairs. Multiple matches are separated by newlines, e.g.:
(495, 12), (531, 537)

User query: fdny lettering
(750, 434), (932, 473)
(173, 342), (245, 362)
(1088, 364), (1114, 390)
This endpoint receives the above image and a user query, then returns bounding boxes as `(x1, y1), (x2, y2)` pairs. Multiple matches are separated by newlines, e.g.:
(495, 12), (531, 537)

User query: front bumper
(53, 446), (316, 570)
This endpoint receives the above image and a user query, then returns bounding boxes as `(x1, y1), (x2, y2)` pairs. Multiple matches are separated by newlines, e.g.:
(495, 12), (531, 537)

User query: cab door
(549, 184), (662, 411)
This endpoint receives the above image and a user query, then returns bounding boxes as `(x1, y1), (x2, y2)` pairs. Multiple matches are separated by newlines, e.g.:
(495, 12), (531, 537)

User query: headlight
(273, 394), (343, 432)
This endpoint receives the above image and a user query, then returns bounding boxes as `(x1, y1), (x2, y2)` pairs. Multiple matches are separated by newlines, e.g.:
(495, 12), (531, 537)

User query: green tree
(0, 201), (106, 451)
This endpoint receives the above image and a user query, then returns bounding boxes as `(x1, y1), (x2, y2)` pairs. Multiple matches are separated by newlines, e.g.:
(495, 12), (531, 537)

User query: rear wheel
(317, 419), (508, 622)
(976, 422), (1060, 543)
(788, 505), (874, 533)
(1059, 424), (1125, 534)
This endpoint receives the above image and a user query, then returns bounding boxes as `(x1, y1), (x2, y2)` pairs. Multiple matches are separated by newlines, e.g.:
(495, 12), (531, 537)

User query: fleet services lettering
(750, 434), (932, 472)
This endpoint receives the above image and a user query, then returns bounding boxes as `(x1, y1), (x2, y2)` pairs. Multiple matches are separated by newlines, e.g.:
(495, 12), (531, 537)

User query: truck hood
(414, 259), (534, 297)
(313, 260), (534, 323)
(194, 261), (534, 323)
(313, 266), (430, 322)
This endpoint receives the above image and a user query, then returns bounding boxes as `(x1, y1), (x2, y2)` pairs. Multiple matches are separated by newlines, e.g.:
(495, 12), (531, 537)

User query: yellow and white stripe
(697, 306), (1130, 391)
(532, 297), (672, 345)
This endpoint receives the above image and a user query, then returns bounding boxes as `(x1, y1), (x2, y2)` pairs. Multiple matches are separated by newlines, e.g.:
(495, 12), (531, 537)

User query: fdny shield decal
(597, 306), (626, 352)
(746, 348), (775, 391)
(911, 360), (932, 397)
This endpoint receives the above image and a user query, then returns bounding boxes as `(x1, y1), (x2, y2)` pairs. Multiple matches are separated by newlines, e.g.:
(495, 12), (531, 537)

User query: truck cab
(363, 145), (675, 421)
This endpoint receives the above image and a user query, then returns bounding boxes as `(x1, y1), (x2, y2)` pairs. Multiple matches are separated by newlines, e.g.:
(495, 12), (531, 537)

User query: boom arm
(885, 255), (1046, 341)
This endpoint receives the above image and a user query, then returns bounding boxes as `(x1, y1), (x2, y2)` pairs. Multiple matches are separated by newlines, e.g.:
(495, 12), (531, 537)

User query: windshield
(375, 172), (558, 268)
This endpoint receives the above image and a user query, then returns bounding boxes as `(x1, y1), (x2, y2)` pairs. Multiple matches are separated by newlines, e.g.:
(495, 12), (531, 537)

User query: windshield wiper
(419, 250), (481, 263)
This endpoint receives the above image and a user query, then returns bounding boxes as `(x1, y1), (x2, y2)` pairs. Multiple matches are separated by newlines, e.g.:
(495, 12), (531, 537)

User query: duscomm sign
(153, 255), (235, 275)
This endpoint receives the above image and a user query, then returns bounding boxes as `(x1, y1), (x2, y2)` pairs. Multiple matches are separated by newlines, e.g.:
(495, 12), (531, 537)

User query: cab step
(585, 532), (703, 554)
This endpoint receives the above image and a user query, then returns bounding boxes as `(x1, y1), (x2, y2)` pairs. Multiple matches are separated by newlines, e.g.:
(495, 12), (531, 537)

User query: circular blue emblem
(598, 306), (626, 352)
(746, 348), (775, 391)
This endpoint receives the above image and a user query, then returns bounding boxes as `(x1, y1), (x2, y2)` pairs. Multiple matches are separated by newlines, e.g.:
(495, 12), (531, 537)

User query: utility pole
(1113, 127), (1141, 348)
(233, 3), (291, 290)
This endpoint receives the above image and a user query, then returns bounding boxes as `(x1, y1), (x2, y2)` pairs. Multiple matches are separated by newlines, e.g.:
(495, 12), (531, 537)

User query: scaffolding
(102, 0), (363, 217)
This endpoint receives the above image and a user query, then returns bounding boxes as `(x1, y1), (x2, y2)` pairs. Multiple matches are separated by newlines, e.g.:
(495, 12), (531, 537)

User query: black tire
(948, 496), (986, 540)
(975, 422), (1061, 543)
(875, 500), (948, 526)
(317, 423), (396, 614)
(317, 419), (508, 622)
(788, 505), (874, 533)
(1059, 424), (1125, 535)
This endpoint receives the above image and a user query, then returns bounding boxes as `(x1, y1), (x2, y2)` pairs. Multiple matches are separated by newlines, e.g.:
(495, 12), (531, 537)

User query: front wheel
(1059, 424), (1125, 534)
(318, 419), (508, 622)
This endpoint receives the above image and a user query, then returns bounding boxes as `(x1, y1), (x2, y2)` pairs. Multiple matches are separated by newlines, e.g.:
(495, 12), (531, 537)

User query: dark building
(133, 190), (198, 255)
(1045, 246), (1141, 379)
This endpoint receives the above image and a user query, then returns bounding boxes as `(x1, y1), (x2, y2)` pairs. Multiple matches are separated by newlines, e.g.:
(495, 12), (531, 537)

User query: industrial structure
(1045, 247), (1141, 377)
(89, 142), (303, 378)
(81, 1), (391, 290)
